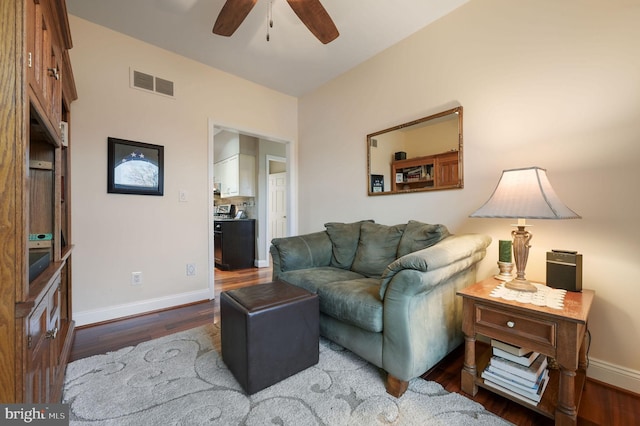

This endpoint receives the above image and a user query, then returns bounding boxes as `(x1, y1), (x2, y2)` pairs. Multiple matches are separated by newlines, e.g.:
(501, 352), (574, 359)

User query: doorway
(207, 119), (294, 298)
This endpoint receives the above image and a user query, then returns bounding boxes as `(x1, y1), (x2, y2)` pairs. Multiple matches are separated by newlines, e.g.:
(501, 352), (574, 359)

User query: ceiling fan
(212, 0), (339, 44)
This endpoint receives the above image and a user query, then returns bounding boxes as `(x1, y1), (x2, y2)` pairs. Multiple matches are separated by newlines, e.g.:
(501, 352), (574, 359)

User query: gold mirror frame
(367, 106), (463, 196)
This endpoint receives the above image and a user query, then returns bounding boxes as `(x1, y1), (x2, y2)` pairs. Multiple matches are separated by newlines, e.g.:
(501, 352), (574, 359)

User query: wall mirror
(367, 106), (463, 195)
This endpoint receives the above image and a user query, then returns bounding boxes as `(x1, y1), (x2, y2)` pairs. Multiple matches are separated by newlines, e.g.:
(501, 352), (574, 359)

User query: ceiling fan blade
(286, 0), (339, 44)
(213, 0), (258, 36)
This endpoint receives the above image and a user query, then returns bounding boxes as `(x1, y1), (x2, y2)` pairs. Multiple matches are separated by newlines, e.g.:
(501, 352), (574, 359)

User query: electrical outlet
(131, 271), (142, 285)
(179, 190), (188, 202)
(186, 263), (196, 276)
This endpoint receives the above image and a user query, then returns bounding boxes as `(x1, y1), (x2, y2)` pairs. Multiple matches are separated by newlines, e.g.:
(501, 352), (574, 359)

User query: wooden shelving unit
(1, 0), (77, 403)
(391, 151), (460, 192)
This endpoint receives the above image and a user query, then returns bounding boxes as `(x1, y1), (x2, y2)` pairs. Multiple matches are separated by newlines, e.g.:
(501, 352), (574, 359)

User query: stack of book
(481, 339), (550, 404)
(405, 167), (423, 182)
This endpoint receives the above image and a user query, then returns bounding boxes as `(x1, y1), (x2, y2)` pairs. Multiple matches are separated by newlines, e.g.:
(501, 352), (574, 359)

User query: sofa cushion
(279, 267), (365, 295)
(396, 221), (450, 258)
(317, 278), (383, 333)
(351, 222), (405, 277)
(324, 220), (373, 270)
(271, 231), (332, 272)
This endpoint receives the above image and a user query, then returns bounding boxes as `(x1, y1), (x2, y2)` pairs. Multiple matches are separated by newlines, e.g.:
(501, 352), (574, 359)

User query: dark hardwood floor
(70, 267), (639, 425)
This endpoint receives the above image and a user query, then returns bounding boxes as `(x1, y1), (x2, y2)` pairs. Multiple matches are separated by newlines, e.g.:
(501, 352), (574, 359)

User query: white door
(269, 172), (287, 240)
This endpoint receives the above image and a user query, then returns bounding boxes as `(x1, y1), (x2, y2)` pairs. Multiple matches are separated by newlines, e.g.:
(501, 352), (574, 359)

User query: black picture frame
(370, 174), (384, 193)
(107, 137), (164, 196)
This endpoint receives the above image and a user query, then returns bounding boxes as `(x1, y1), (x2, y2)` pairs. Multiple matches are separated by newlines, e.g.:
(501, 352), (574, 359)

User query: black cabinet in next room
(214, 219), (256, 270)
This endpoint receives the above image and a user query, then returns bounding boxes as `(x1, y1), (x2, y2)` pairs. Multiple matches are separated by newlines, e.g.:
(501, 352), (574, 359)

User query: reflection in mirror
(367, 106), (463, 195)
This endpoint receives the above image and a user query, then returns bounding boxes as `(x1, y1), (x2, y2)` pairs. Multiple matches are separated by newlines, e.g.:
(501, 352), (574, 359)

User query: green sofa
(269, 220), (491, 397)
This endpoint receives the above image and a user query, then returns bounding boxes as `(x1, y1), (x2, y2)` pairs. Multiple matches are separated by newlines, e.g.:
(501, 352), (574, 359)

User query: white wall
(68, 16), (297, 325)
(298, 0), (640, 392)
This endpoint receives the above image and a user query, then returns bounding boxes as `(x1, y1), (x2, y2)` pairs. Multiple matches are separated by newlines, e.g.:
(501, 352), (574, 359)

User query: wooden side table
(457, 278), (594, 426)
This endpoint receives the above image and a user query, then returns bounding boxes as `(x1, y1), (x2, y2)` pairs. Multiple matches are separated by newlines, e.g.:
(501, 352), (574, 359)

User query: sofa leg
(385, 374), (409, 397)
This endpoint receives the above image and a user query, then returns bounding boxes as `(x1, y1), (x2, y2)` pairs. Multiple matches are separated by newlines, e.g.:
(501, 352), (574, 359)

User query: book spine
(483, 379), (543, 404)
(490, 339), (531, 356)
(482, 368), (547, 394)
(489, 356), (547, 381)
(492, 347), (538, 366)
(485, 365), (540, 387)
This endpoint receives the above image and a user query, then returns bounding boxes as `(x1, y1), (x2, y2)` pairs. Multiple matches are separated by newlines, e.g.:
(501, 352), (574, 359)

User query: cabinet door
(225, 155), (240, 196)
(26, 0), (62, 139)
(436, 152), (459, 187)
(24, 277), (61, 404)
(220, 156), (239, 197)
(48, 280), (61, 394)
(25, 293), (50, 403)
(218, 154), (255, 198)
(238, 155), (255, 197)
(217, 158), (229, 197)
(26, 0), (46, 104)
(47, 45), (62, 136)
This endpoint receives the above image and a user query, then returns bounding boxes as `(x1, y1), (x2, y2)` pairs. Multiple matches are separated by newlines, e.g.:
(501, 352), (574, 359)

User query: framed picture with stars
(107, 137), (164, 195)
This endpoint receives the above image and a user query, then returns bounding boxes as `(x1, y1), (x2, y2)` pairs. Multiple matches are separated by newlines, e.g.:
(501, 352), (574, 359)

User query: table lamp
(470, 167), (581, 292)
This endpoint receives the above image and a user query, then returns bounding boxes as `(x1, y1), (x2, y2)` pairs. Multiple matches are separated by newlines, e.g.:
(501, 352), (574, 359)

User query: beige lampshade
(470, 167), (581, 219)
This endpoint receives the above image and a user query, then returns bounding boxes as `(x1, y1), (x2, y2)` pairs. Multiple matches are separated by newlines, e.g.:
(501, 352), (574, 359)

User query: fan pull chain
(266, 0), (274, 41)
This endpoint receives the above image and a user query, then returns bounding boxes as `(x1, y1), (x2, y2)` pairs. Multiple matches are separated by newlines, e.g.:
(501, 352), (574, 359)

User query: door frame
(207, 119), (296, 298)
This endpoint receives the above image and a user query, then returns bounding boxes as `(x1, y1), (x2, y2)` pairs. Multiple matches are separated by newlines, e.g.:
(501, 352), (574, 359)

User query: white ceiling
(66, 0), (469, 97)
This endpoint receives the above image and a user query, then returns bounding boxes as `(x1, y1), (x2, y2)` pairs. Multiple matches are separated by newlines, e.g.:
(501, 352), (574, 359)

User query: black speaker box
(395, 151), (406, 160)
(546, 251), (582, 292)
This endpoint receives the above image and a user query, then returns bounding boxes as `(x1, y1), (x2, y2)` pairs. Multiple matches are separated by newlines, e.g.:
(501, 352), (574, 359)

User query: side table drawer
(476, 304), (556, 351)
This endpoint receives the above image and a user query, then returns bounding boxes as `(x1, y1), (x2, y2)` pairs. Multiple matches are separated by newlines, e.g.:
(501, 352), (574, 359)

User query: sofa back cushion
(396, 221), (450, 258)
(325, 220), (373, 269)
(271, 231), (332, 272)
(351, 222), (405, 277)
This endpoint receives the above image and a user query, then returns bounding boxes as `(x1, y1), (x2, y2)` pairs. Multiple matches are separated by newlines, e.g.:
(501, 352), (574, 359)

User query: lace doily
(489, 282), (566, 309)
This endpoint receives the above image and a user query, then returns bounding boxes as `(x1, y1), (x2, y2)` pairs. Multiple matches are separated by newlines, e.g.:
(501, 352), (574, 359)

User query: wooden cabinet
(214, 220), (256, 270)
(24, 273), (61, 403)
(391, 151), (461, 191)
(216, 154), (256, 198)
(435, 151), (459, 187)
(25, 0), (67, 141)
(457, 278), (594, 425)
(0, 0), (77, 403)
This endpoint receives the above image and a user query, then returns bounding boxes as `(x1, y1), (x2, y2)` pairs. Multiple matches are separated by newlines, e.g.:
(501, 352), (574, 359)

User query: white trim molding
(73, 289), (211, 327)
(588, 357), (640, 394)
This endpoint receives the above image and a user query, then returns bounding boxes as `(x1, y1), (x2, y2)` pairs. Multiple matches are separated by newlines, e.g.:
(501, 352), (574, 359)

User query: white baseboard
(255, 259), (270, 268)
(73, 289), (211, 327)
(588, 357), (640, 394)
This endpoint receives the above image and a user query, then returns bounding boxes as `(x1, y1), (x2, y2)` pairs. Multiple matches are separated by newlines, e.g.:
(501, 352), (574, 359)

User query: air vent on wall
(155, 77), (174, 97)
(133, 70), (154, 91)
(130, 68), (175, 98)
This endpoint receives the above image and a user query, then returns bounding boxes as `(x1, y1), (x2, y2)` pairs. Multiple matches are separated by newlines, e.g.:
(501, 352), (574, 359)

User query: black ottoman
(220, 280), (319, 394)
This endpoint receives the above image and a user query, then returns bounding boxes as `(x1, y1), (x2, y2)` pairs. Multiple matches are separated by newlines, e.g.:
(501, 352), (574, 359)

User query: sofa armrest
(379, 234), (491, 299)
(379, 233), (491, 381)
(270, 231), (333, 280)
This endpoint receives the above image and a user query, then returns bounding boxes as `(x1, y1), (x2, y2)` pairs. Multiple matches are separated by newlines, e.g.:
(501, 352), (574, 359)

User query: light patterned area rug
(63, 324), (511, 425)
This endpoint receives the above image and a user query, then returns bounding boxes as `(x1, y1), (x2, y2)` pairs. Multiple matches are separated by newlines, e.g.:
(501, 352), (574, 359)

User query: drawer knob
(506, 321), (515, 328)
